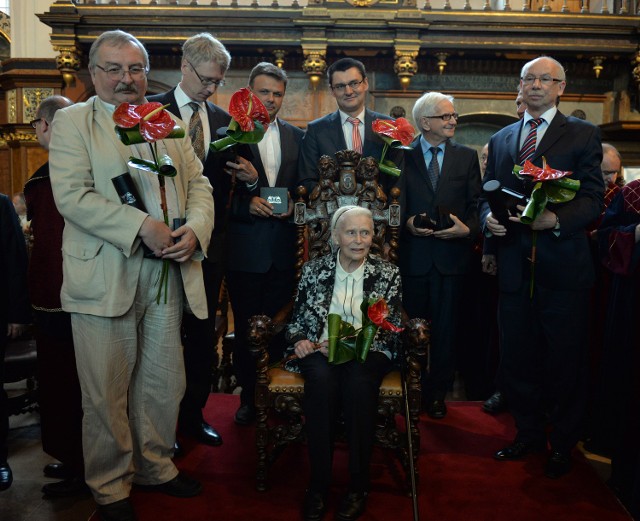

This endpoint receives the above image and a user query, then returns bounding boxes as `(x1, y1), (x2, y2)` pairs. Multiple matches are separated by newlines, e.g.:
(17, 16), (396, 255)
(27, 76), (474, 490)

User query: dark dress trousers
(24, 163), (84, 475)
(148, 89), (235, 429)
(225, 118), (304, 407)
(480, 111), (603, 453)
(297, 109), (403, 194)
(398, 139), (481, 401)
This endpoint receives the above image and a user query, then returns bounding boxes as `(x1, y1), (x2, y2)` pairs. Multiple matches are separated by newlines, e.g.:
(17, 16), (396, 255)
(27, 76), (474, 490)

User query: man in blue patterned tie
(398, 91), (482, 420)
(480, 56), (604, 479)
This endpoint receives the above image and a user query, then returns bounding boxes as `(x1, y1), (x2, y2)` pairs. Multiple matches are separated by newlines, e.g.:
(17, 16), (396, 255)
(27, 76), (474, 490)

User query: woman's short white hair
(330, 205), (373, 250)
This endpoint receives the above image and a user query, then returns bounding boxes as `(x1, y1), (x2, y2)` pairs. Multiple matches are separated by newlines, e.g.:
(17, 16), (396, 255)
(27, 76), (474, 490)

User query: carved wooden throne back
(294, 149), (402, 282)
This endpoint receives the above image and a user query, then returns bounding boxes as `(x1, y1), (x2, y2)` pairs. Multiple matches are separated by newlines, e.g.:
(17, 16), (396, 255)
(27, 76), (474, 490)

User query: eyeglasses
(521, 75), (564, 86)
(95, 64), (148, 80)
(30, 118), (43, 129)
(602, 170), (619, 177)
(187, 60), (225, 88)
(425, 113), (459, 121)
(331, 78), (365, 93)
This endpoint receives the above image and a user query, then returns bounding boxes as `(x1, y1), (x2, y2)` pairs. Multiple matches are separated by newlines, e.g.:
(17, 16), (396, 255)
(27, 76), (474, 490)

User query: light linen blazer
(49, 96), (214, 319)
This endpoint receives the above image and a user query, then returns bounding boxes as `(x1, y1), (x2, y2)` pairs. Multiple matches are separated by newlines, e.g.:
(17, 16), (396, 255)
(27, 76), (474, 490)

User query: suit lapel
(329, 111), (348, 152)
(92, 97), (133, 170)
(533, 112), (566, 162)
(409, 138), (435, 196)
(249, 143), (268, 186)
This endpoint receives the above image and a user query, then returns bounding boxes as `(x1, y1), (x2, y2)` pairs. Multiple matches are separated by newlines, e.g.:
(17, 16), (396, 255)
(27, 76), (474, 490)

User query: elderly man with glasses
(398, 91), (482, 420)
(49, 30), (214, 521)
(297, 57), (404, 193)
(480, 56), (603, 479)
(149, 33), (256, 450)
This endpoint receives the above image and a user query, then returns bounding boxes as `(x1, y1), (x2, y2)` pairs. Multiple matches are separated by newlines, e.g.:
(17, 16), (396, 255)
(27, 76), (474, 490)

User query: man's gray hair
(88, 30), (149, 72)
(412, 91), (454, 128)
(182, 33), (231, 72)
(36, 95), (73, 122)
(602, 142), (622, 161)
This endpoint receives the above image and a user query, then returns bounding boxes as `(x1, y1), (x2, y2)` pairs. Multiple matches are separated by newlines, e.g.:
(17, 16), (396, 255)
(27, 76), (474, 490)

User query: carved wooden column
(0, 59), (62, 195)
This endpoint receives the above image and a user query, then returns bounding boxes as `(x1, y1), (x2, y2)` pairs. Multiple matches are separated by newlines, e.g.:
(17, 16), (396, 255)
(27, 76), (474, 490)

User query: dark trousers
(402, 270), (462, 401)
(35, 311), (84, 476)
(298, 351), (391, 493)
(499, 283), (589, 453)
(0, 336), (7, 463)
(226, 266), (295, 407)
(179, 259), (225, 428)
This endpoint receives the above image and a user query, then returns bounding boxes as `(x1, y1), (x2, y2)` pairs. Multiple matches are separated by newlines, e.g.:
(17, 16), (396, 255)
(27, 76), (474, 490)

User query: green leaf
(520, 183), (548, 225)
(328, 314), (356, 364)
(378, 159), (402, 178)
(355, 324), (377, 363)
(116, 126), (146, 146)
(128, 157), (159, 173)
(544, 183), (578, 203)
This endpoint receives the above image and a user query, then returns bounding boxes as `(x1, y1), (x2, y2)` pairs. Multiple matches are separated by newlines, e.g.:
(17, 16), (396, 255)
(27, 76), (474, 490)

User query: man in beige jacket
(49, 30), (214, 521)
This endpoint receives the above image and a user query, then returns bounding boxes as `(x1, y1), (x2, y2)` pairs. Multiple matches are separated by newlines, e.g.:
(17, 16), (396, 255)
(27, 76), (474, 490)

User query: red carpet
(90, 394), (632, 521)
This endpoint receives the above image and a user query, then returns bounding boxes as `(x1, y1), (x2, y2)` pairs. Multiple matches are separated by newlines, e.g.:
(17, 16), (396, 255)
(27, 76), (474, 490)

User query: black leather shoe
(302, 490), (327, 521)
(135, 472), (202, 498)
(494, 440), (546, 461)
(234, 404), (256, 426)
(0, 462), (13, 491)
(336, 491), (367, 521)
(181, 421), (223, 447)
(96, 498), (137, 521)
(482, 391), (507, 414)
(43, 462), (73, 480)
(544, 451), (572, 479)
(426, 400), (447, 419)
(42, 476), (91, 498)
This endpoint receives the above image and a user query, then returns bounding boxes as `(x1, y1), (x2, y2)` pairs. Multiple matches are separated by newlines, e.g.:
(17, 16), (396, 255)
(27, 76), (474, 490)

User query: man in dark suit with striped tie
(149, 33), (256, 449)
(480, 56), (604, 478)
(398, 91), (481, 420)
(297, 57), (402, 193)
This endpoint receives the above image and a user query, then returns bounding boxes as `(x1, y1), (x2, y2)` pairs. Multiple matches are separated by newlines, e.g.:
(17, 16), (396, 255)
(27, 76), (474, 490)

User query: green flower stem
(149, 143), (171, 305)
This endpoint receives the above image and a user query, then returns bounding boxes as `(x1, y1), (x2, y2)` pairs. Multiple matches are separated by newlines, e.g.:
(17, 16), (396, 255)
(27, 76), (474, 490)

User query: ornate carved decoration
(7, 89), (17, 124)
(0, 11), (10, 40)
(273, 49), (286, 69)
(393, 50), (418, 90)
(302, 49), (326, 90)
(54, 45), (81, 88)
(344, 0), (382, 6)
(23, 88), (55, 124)
(2, 132), (38, 143)
(436, 52), (449, 75)
(591, 56), (605, 79)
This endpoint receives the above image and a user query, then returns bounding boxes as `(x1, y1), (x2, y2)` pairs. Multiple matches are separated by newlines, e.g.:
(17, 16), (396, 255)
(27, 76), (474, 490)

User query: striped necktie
(518, 118), (544, 165)
(188, 102), (205, 162)
(347, 117), (363, 154)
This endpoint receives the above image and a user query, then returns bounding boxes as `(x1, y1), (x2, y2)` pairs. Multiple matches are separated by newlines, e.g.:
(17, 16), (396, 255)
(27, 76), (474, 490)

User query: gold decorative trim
(2, 132), (38, 143)
(23, 88), (55, 124)
(0, 11), (10, 42)
(7, 90), (16, 124)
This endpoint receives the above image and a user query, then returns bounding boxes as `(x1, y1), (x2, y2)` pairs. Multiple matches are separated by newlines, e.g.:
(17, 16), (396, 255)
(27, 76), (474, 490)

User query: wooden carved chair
(248, 149), (430, 493)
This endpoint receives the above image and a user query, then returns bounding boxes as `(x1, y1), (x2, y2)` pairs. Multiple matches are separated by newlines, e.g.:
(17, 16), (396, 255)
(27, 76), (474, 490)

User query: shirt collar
(175, 84), (200, 111)
(420, 135), (446, 156)
(335, 251), (366, 282)
(339, 109), (366, 126)
(523, 106), (557, 127)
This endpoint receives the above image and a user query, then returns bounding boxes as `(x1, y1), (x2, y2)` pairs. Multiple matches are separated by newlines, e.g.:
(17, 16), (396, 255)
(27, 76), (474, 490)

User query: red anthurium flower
(228, 87), (270, 132)
(520, 159), (573, 181)
(372, 118), (415, 147)
(367, 298), (404, 333)
(113, 102), (174, 143)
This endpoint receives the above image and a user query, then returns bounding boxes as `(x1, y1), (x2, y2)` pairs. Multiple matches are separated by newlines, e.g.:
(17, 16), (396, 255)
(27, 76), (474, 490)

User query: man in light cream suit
(49, 31), (214, 521)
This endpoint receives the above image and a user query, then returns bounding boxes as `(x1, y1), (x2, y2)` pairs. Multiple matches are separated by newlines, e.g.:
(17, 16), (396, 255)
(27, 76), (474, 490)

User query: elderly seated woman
(284, 205), (403, 521)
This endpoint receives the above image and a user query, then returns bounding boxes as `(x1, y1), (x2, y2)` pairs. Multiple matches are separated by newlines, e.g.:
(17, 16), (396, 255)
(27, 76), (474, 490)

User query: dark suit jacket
(227, 119), (304, 273)
(0, 193), (30, 336)
(297, 108), (403, 192)
(148, 89), (235, 263)
(398, 138), (482, 276)
(480, 111), (604, 293)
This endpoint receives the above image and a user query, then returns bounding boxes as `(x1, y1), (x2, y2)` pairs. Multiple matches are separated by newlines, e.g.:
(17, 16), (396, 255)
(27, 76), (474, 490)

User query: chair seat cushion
(267, 367), (403, 396)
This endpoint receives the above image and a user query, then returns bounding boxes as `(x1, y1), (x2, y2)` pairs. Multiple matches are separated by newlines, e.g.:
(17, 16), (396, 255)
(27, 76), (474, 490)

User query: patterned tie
(348, 117), (363, 154)
(518, 118), (544, 165)
(427, 146), (440, 190)
(188, 102), (205, 162)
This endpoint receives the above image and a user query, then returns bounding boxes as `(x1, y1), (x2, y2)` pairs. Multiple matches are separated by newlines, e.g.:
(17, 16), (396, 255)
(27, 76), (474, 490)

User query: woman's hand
(294, 339), (328, 358)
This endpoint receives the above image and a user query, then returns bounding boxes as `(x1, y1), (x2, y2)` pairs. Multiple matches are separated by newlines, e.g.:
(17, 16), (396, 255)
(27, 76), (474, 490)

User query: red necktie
(518, 118), (544, 165)
(348, 117), (363, 154)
